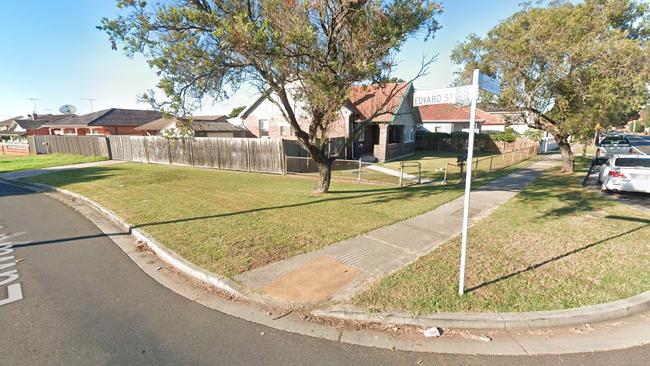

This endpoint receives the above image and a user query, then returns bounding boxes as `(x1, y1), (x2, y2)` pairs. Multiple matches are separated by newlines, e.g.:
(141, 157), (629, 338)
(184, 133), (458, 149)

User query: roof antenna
(27, 97), (40, 114)
(82, 98), (96, 112)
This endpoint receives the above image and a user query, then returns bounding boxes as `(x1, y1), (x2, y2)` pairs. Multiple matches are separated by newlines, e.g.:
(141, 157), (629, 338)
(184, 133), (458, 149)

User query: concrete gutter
(3, 176), (650, 332)
(0, 177), (249, 302)
(313, 291), (650, 330)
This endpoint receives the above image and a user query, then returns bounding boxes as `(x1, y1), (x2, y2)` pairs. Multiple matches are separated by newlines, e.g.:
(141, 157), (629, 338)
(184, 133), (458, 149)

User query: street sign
(478, 72), (501, 95)
(411, 70), (502, 296)
(413, 86), (472, 106)
(457, 70), (500, 296)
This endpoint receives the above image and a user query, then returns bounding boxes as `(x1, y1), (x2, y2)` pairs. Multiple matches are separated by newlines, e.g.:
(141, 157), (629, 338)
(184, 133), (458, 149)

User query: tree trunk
(314, 159), (333, 194)
(558, 138), (574, 173)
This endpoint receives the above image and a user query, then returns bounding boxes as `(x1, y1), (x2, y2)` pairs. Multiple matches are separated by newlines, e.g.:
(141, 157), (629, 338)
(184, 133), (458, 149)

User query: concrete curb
(312, 291), (650, 330)
(4, 176), (650, 332)
(0, 178), (249, 302)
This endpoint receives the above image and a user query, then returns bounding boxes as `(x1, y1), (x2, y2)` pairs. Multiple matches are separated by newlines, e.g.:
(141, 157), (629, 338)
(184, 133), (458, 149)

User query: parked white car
(598, 154), (650, 193)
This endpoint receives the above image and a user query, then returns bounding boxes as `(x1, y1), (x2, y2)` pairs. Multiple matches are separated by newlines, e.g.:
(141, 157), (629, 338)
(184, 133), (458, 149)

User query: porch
(354, 122), (415, 162)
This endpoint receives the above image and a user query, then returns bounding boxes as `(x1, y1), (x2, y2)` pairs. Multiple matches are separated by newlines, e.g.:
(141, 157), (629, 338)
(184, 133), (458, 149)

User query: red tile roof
(348, 82), (410, 122)
(418, 104), (506, 125)
(476, 109), (506, 125)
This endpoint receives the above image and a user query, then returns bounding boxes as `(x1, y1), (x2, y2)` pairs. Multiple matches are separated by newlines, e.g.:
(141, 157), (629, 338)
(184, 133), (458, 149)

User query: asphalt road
(1, 181), (649, 366)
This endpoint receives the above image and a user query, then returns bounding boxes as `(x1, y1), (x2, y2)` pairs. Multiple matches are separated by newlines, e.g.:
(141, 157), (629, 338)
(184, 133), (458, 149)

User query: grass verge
(25, 157), (538, 277)
(353, 158), (650, 313)
(0, 153), (106, 173)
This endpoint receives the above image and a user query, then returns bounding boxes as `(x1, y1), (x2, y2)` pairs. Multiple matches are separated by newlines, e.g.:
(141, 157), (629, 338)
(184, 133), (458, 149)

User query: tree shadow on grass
(13, 165), (462, 228)
(513, 171), (600, 218)
(132, 184), (455, 228)
(466, 215), (650, 293)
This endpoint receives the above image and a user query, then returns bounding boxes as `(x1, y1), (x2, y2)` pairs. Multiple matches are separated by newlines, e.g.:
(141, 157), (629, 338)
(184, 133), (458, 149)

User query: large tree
(451, 0), (649, 172)
(100, 0), (441, 192)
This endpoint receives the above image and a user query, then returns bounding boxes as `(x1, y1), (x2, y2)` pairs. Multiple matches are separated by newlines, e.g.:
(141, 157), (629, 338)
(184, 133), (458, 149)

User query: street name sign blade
(478, 72), (501, 95)
(413, 86), (472, 107)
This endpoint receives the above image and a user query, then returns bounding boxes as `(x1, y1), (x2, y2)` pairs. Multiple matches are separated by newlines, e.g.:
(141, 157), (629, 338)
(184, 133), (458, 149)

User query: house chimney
(32, 112), (38, 120)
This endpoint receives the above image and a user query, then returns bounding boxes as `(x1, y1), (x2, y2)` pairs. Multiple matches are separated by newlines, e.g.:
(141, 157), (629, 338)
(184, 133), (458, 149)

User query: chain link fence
(285, 156), (410, 185)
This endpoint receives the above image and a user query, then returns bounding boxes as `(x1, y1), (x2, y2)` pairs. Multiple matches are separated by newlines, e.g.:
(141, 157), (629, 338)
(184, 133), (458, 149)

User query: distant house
(0, 114), (74, 141)
(43, 108), (162, 136)
(417, 104), (532, 134)
(239, 82), (420, 162)
(418, 104), (486, 134)
(479, 109), (531, 134)
(135, 115), (245, 138)
(0, 116), (19, 131)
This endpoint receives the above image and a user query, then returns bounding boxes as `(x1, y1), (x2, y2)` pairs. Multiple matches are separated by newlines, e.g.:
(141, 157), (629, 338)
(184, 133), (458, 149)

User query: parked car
(598, 154), (650, 193)
(594, 137), (634, 165)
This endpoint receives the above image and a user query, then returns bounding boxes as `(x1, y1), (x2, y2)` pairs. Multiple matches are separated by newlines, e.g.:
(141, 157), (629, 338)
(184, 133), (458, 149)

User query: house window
(88, 128), (102, 135)
(280, 125), (293, 137)
(388, 125), (404, 144)
(259, 119), (269, 137)
(404, 126), (415, 143)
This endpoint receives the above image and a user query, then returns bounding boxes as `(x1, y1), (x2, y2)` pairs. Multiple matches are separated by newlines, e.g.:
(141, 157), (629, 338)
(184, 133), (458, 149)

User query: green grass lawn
(25, 159), (537, 277)
(353, 158), (650, 313)
(0, 153), (106, 173)
(381, 150), (530, 182)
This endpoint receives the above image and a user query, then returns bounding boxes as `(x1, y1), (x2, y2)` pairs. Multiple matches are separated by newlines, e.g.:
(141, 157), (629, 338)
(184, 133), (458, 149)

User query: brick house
(239, 82), (420, 162)
(44, 108), (162, 136)
(135, 115), (245, 137)
(0, 114), (74, 141)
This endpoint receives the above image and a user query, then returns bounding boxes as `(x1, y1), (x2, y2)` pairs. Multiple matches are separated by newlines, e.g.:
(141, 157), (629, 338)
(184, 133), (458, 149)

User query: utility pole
(27, 98), (40, 114)
(82, 98), (96, 112)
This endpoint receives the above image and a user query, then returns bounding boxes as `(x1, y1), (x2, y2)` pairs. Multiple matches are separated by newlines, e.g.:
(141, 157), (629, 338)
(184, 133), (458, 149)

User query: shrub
(450, 131), (469, 139)
(491, 128), (517, 143)
(523, 129), (544, 140)
(416, 130), (450, 140)
(630, 121), (645, 133)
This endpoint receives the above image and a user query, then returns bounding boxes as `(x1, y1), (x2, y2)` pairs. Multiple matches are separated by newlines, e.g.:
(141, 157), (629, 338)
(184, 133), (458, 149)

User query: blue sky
(0, 1), (526, 119)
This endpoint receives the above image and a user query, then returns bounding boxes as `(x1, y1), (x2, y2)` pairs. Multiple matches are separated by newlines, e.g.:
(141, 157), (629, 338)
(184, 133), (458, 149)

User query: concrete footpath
(235, 156), (560, 305)
(2, 180), (649, 361)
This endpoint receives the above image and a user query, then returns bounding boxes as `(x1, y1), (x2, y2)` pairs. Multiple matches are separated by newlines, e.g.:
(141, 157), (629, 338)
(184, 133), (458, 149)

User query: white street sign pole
(458, 69), (480, 296)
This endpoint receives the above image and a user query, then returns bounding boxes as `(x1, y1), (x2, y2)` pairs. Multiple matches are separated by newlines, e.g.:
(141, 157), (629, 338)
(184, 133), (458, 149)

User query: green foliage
(523, 129), (544, 141)
(100, 0), (443, 191)
(629, 121), (646, 133)
(491, 128), (517, 143)
(450, 131), (469, 139)
(228, 106), (246, 118)
(476, 133), (492, 141)
(451, 0), (649, 171)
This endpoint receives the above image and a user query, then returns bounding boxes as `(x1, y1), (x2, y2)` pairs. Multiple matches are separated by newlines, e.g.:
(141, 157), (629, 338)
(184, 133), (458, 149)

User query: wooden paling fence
(108, 136), (284, 173)
(28, 135), (285, 174)
(29, 135), (111, 157)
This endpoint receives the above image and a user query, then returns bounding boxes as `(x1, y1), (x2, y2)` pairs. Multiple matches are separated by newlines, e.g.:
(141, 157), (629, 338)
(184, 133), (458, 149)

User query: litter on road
(422, 327), (442, 338)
